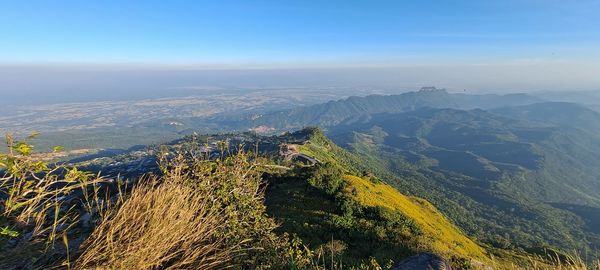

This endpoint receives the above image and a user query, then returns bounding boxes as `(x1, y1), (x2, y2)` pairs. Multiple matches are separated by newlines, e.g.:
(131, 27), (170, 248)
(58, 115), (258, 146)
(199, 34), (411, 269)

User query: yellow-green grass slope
(292, 128), (489, 263)
(342, 174), (487, 261)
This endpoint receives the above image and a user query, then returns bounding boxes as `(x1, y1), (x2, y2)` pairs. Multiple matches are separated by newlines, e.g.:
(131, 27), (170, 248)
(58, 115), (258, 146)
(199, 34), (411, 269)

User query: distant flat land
(1, 88), (377, 136)
(1, 87), (383, 151)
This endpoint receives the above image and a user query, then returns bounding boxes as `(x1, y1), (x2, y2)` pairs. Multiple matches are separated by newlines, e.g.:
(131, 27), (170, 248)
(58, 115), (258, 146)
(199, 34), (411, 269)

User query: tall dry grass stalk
(526, 253), (600, 270)
(0, 133), (109, 243)
(492, 251), (600, 270)
(74, 173), (235, 270)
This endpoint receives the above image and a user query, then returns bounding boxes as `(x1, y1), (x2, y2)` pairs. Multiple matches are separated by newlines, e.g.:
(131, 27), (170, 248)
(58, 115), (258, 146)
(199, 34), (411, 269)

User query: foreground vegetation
(0, 134), (313, 269)
(1, 130), (600, 269)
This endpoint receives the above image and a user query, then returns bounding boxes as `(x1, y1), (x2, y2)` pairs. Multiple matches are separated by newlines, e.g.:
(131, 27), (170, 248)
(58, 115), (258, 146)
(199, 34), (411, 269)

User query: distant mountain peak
(418, 86), (447, 93)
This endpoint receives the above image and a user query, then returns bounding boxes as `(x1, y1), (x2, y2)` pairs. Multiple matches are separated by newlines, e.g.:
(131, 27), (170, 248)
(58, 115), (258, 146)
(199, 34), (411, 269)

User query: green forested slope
(225, 89), (541, 130)
(324, 107), (600, 255)
(263, 128), (494, 268)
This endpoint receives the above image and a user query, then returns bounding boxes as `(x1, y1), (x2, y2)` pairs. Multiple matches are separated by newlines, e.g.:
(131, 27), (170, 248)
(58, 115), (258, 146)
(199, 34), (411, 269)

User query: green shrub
(308, 162), (345, 195)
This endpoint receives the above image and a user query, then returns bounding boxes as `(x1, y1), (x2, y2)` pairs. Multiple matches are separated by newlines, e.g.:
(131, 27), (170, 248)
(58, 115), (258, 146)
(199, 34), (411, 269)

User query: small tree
(308, 162), (345, 195)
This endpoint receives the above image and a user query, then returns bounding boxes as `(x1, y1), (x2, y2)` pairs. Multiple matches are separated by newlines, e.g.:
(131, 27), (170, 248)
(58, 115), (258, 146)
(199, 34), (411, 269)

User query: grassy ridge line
(292, 128), (490, 262)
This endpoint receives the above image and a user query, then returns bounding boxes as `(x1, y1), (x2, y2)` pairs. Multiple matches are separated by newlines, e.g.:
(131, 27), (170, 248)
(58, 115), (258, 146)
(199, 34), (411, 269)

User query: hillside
(341, 174), (486, 259)
(2, 126), (505, 269)
(265, 128), (490, 265)
(229, 88), (542, 130)
(4, 124), (594, 269)
(492, 102), (600, 134)
(323, 107), (600, 255)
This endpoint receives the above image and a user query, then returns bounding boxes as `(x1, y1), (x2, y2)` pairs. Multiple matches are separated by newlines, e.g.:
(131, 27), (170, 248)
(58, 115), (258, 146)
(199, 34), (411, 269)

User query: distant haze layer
(1, 63), (599, 105)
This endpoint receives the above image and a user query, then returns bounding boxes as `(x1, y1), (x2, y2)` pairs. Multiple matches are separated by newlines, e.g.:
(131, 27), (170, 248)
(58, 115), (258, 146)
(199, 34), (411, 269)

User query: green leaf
(0, 226), (19, 238)
(52, 145), (65, 152)
(34, 161), (48, 172)
(13, 142), (32, 155)
(7, 200), (29, 212)
(27, 131), (41, 139)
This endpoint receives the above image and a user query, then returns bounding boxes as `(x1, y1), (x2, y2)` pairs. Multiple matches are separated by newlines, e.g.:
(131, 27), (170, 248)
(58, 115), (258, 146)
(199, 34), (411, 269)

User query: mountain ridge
(321, 107), (600, 254)
(221, 89), (543, 131)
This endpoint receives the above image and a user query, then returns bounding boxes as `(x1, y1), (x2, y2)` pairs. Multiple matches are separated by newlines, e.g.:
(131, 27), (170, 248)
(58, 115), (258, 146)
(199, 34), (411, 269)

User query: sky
(0, 0), (599, 99)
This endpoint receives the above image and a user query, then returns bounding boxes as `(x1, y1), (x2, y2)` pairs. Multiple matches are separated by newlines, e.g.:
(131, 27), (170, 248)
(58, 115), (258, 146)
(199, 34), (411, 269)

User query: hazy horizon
(2, 63), (600, 105)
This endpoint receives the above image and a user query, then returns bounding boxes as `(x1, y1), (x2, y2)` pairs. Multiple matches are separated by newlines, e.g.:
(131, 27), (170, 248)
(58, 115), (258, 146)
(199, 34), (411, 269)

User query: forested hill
(492, 102), (600, 134)
(324, 106), (600, 255)
(226, 88), (542, 130)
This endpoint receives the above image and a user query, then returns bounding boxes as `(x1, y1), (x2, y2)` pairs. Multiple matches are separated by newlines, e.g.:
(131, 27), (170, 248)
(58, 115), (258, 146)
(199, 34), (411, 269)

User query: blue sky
(1, 0), (599, 66)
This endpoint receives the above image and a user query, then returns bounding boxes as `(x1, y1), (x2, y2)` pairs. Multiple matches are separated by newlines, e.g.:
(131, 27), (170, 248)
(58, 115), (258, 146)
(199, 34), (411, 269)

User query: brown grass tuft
(74, 172), (235, 270)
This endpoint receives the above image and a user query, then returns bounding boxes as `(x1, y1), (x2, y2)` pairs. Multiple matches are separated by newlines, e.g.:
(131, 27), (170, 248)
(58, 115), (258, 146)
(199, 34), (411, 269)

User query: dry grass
(0, 133), (109, 244)
(0, 133), (117, 270)
(501, 254), (600, 270)
(74, 146), (295, 269)
(74, 174), (235, 270)
(2, 136), (298, 269)
(0, 166), (107, 242)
